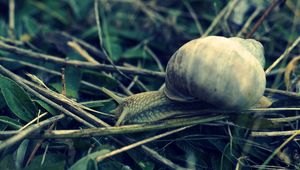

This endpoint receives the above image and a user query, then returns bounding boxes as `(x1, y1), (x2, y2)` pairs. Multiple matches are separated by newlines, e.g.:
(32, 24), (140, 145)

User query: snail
(106, 36), (267, 125)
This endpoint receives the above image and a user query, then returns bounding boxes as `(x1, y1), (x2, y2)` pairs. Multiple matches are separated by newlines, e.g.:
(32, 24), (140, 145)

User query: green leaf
(101, 9), (122, 61)
(123, 44), (149, 59)
(103, 36), (122, 61)
(0, 19), (8, 36)
(99, 161), (133, 170)
(81, 26), (98, 39)
(68, 0), (81, 19)
(110, 26), (148, 42)
(68, 0), (92, 20)
(69, 149), (110, 170)
(65, 66), (82, 98)
(0, 92), (6, 109)
(49, 82), (62, 93)
(0, 154), (16, 170)
(28, 0), (68, 25)
(0, 76), (37, 122)
(82, 71), (119, 89)
(23, 153), (65, 170)
(22, 16), (39, 37)
(34, 100), (58, 116)
(15, 139), (30, 169)
(231, 114), (281, 130)
(0, 116), (22, 129)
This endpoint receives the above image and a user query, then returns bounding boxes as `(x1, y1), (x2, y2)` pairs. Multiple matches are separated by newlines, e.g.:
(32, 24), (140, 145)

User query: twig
(140, 145), (186, 170)
(182, 0), (203, 36)
(268, 115), (300, 123)
(60, 32), (105, 59)
(127, 76), (139, 91)
(8, 0), (15, 39)
(94, 0), (105, 52)
(41, 142), (49, 165)
(18, 112), (48, 131)
(2, 115), (226, 139)
(259, 129), (300, 170)
(0, 114), (64, 151)
(135, 0), (165, 23)
(25, 123), (55, 166)
(114, 78), (133, 95)
(144, 45), (164, 72)
(245, 107), (300, 112)
(246, 0), (283, 38)
(67, 41), (133, 95)
(22, 79), (111, 127)
(68, 41), (99, 64)
(201, 0), (232, 37)
(222, 0), (239, 36)
(95, 126), (192, 163)
(237, 8), (261, 37)
(0, 41), (165, 78)
(265, 36), (300, 74)
(0, 63), (183, 169)
(251, 130), (300, 137)
(61, 68), (66, 96)
(266, 68), (286, 76)
(0, 64), (186, 169)
(0, 57), (124, 101)
(94, 0), (130, 80)
(0, 36), (23, 45)
(0, 57), (59, 74)
(123, 63), (152, 91)
(265, 87), (300, 98)
(0, 65), (95, 127)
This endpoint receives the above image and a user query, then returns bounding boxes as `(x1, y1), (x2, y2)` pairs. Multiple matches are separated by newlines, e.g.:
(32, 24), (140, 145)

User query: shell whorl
(164, 36), (266, 109)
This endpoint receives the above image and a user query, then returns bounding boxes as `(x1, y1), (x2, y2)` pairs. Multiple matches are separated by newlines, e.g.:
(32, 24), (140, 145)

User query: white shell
(164, 36), (266, 109)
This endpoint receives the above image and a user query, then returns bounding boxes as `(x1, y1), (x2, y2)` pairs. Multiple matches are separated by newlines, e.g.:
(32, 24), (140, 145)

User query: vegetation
(0, 0), (299, 169)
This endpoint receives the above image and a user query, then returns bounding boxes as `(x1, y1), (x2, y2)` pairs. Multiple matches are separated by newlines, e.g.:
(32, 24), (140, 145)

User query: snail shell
(164, 36), (266, 109)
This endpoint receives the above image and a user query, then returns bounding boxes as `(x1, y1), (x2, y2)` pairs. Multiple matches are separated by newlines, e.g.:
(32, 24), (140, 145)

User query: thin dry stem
(251, 130), (300, 137)
(18, 112), (48, 131)
(237, 8), (261, 37)
(265, 36), (300, 74)
(0, 65), (95, 127)
(68, 41), (99, 64)
(182, 0), (203, 36)
(201, 0), (233, 37)
(94, 0), (130, 80)
(0, 114), (64, 151)
(259, 129), (300, 169)
(0, 40), (165, 78)
(0, 57), (124, 107)
(246, 0), (283, 38)
(95, 126), (192, 163)
(8, 0), (15, 39)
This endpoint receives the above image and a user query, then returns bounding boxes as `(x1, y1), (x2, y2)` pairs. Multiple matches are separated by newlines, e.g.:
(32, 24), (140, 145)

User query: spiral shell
(164, 36), (266, 109)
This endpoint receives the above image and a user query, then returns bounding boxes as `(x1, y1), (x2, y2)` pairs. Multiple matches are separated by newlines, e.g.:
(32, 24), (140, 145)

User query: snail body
(114, 90), (211, 125)
(114, 36), (266, 125)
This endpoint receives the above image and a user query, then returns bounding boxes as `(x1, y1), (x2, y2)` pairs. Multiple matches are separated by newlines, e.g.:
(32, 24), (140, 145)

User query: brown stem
(0, 114), (65, 151)
(246, 0), (284, 38)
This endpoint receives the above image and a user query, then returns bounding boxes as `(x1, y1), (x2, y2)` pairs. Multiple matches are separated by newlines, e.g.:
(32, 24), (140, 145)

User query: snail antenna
(115, 109), (128, 126)
(100, 87), (124, 104)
